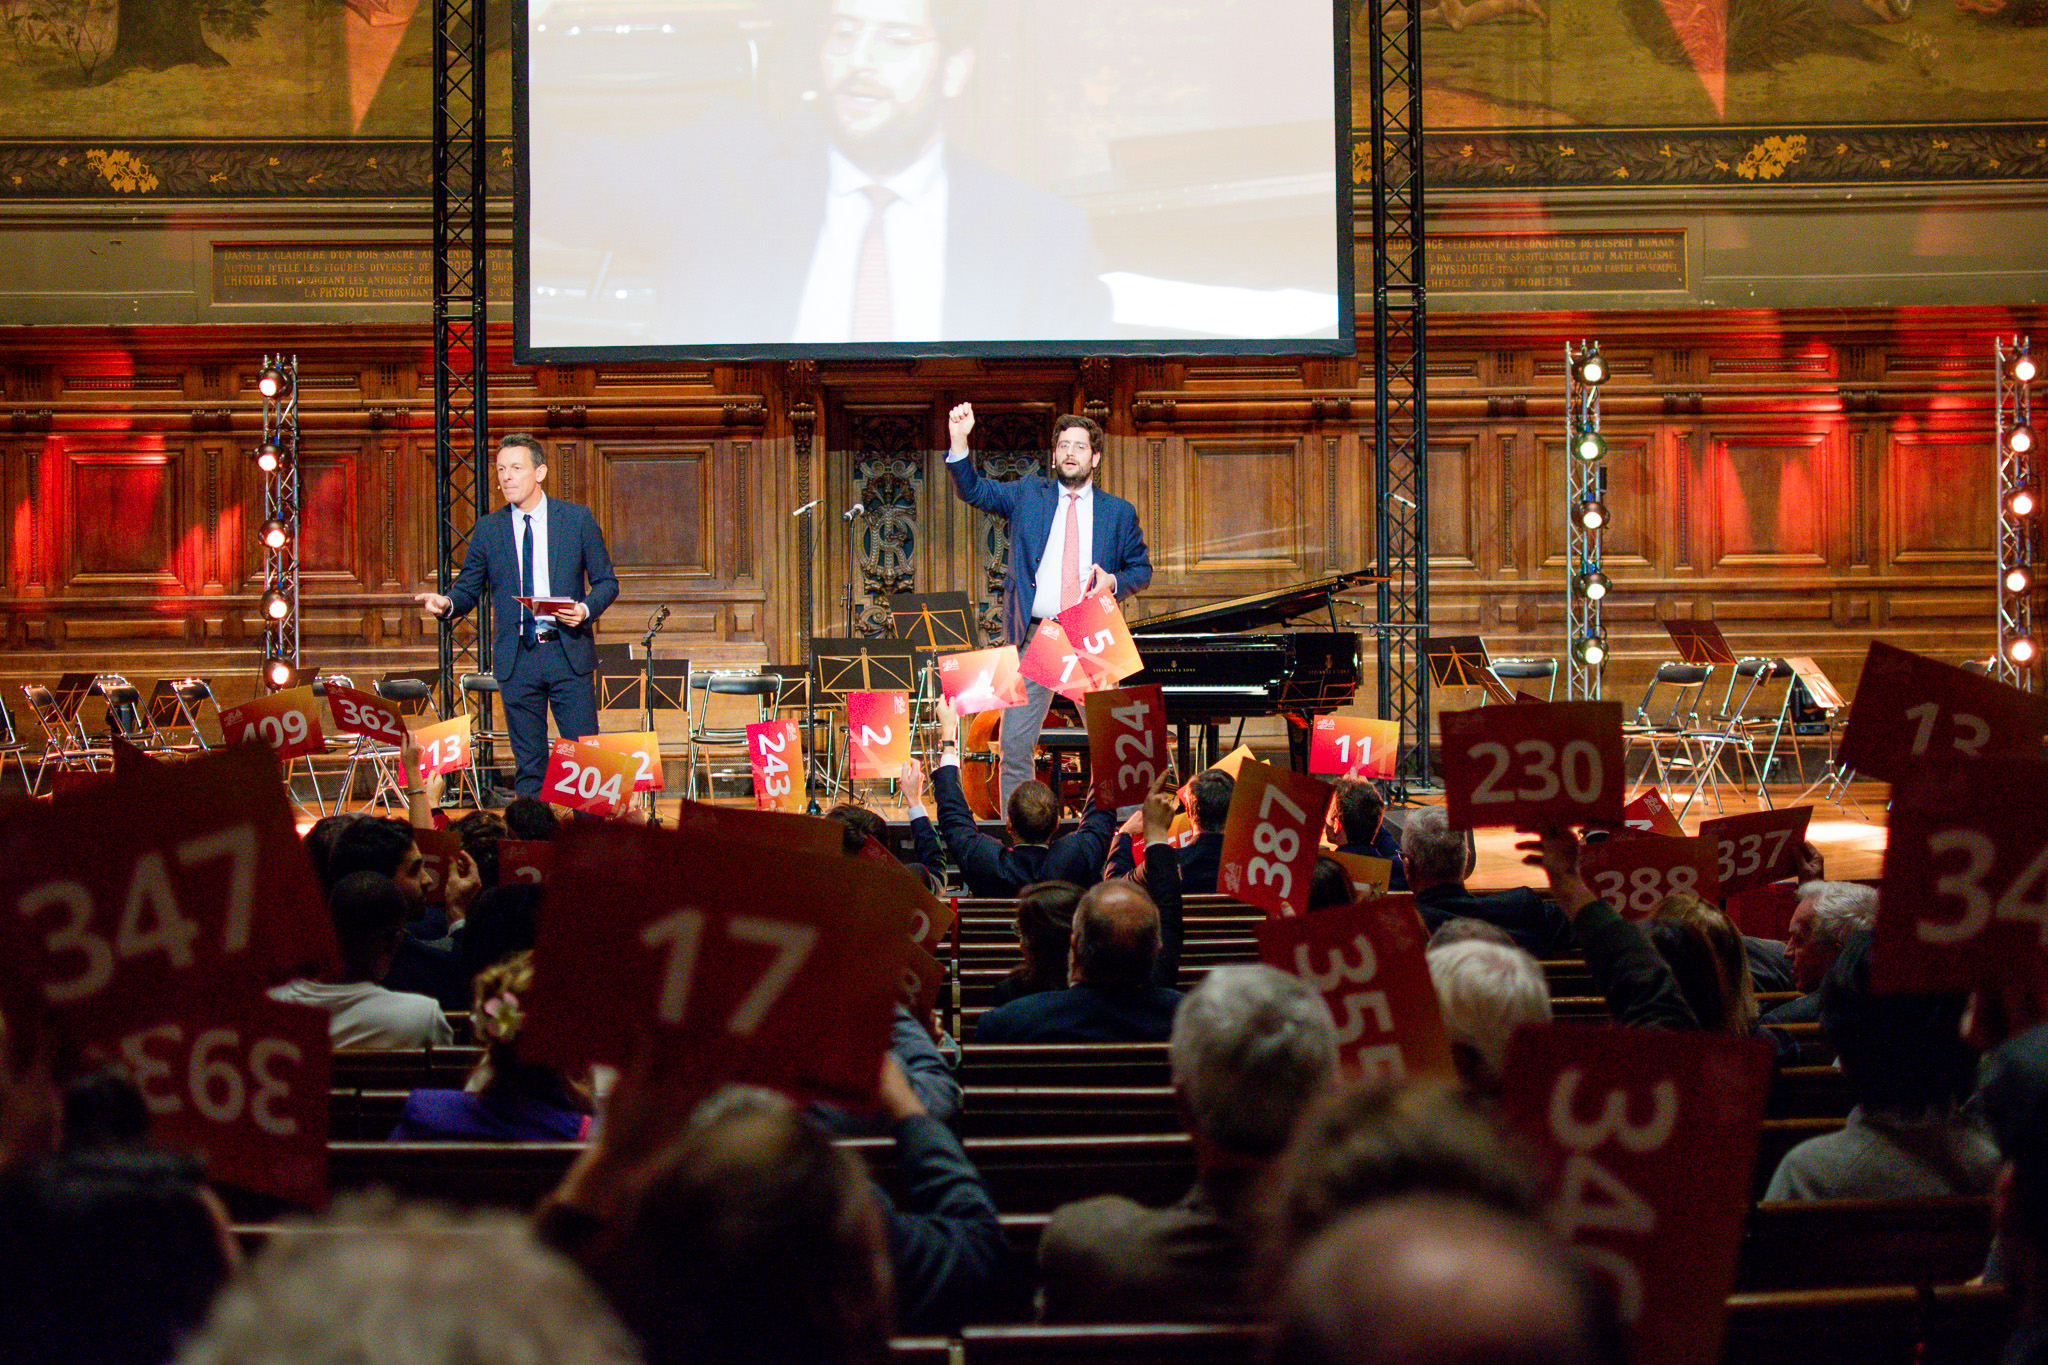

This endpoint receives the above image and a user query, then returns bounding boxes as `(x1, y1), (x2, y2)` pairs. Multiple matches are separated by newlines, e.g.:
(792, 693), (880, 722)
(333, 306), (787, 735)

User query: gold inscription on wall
(213, 243), (516, 305)
(1427, 231), (1687, 294)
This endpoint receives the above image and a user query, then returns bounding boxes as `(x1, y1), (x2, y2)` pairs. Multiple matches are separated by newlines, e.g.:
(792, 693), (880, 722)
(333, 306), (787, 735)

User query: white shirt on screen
(1030, 481), (1094, 621)
(792, 142), (949, 344)
(516, 493), (558, 624)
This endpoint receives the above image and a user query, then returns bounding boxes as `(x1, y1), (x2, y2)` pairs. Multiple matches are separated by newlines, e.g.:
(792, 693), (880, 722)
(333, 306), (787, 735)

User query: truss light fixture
(1572, 348), (1609, 386)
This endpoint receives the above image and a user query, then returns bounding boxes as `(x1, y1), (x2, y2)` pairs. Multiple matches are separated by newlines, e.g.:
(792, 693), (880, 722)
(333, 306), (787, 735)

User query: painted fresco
(0, 0), (2040, 197)
(1359, 0), (2048, 187)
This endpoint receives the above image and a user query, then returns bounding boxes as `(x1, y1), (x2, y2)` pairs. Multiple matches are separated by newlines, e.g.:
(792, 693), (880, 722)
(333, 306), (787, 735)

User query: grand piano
(1124, 569), (1377, 772)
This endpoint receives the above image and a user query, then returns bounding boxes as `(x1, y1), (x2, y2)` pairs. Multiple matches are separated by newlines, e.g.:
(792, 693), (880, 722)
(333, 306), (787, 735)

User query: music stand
(1422, 636), (1514, 705)
(809, 639), (921, 700)
(1785, 656), (1860, 814)
(891, 592), (976, 652)
(595, 643), (643, 712)
(1664, 620), (1739, 666)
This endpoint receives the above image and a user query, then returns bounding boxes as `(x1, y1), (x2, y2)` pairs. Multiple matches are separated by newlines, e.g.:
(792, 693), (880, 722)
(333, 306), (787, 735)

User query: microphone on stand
(791, 499), (821, 518)
(643, 603), (669, 648)
(843, 502), (866, 521)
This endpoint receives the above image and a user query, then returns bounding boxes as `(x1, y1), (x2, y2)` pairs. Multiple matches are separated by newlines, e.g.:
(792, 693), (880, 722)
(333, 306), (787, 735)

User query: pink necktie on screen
(1060, 492), (1083, 610)
(849, 185), (897, 342)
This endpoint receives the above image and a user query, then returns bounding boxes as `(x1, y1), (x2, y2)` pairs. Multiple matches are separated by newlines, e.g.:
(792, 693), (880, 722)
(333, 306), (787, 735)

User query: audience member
(1405, 808), (1576, 958)
(917, 699), (1114, 897)
(1426, 917), (1516, 950)
(0, 1144), (236, 1365)
(451, 809), (507, 891)
(176, 1194), (640, 1365)
(1328, 779), (1406, 890)
(391, 951), (595, 1142)
(1982, 1020), (2048, 1364)
(810, 1005), (963, 1137)
(1766, 933), (1997, 1200)
(268, 872), (454, 1048)
(1519, 827), (1695, 1031)
(1038, 965), (1337, 1323)
(458, 881), (546, 988)
(505, 796), (564, 841)
(326, 817), (432, 912)
(1261, 1077), (1543, 1283)
(541, 1054), (1007, 1352)
(988, 881), (1080, 1008)
(1105, 767), (1233, 894)
(1268, 1193), (1621, 1365)
(1650, 894), (1758, 1034)
(1427, 938), (1552, 1089)
(974, 787), (1186, 1042)
(302, 812), (365, 891)
(1305, 855), (1356, 913)
(1763, 881), (1878, 1025)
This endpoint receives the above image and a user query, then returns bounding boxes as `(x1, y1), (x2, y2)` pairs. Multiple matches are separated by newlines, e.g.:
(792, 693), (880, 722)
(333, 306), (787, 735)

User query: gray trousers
(1000, 676), (1058, 811)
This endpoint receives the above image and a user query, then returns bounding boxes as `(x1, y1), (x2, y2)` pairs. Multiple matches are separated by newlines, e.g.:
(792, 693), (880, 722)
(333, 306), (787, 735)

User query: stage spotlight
(265, 659), (299, 690)
(1572, 349), (1609, 386)
(256, 365), (290, 399)
(2012, 489), (2037, 519)
(1574, 430), (1607, 462)
(260, 518), (289, 551)
(2012, 353), (2039, 385)
(1573, 633), (1608, 667)
(255, 441), (282, 474)
(2008, 567), (2032, 594)
(260, 589), (291, 622)
(1575, 571), (1611, 602)
(2011, 634), (2037, 666)
(2009, 425), (2038, 456)
(1577, 499), (1609, 532)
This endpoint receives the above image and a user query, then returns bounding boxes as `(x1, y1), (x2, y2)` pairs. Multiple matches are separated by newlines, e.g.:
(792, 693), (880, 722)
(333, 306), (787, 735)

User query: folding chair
(1622, 663), (1713, 798)
(21, 681), (110, 786)
(1677, 656), (1793, 817)
(143, 678), (212, 754)
(0, 705), (39, 796)
(339, 675), (440, 813)
(686, 669), (782, 800)
(460, 673), (515, 802)
(1490, 657), (1557, 700)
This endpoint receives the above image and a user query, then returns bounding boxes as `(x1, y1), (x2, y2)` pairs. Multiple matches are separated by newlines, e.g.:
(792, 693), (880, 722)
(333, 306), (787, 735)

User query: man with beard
(534, 0), (1112, 345)
(946, 401), (1151, 806)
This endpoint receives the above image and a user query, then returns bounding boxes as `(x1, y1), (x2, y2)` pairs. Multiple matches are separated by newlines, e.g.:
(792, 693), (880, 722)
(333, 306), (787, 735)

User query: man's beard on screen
(827, 75), (945, 177)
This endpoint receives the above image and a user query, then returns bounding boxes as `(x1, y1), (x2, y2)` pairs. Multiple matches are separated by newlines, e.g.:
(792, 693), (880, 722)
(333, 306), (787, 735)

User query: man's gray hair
(1170, 964), (1338, 1158)
(1799, 880), (1877, 952)
(1399, 806), (1468, 888)
(178, 1194), (642, 1365)
(1427, 940), (1552, 1082)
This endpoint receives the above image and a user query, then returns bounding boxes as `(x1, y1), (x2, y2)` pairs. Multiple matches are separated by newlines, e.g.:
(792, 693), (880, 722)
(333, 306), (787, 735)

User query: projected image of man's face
(820, 0), (963, 174)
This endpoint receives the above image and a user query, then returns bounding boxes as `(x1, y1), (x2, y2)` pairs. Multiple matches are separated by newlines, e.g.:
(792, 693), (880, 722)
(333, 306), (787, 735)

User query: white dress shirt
(515, 494), (557, 625)
(792, 141), (949, 344)
(1031, 482), (1094, 621)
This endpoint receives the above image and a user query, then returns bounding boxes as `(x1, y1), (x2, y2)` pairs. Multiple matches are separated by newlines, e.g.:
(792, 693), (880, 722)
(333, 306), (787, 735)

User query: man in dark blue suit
(944, 401), (1151, 807)
(415, 435), (619, 798)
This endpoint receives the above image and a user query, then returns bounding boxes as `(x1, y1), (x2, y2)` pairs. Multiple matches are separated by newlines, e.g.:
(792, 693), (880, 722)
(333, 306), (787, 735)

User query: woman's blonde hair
(1651, 892), (1756, 1033)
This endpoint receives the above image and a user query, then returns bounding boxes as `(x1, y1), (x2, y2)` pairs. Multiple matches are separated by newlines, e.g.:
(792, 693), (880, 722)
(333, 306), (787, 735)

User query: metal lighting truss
(1565, 340), (1605, 700)
(1997, 335), (2036, 689)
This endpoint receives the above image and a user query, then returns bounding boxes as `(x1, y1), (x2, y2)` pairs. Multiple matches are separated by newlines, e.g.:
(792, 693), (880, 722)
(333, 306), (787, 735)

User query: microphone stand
(641, 604), (668, 818)
(792, 498), (824, 813)
(843, 503), (865, 636)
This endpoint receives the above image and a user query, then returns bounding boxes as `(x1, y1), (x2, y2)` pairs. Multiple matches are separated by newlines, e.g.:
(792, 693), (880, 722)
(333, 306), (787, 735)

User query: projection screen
(514, 0), (1351, 362)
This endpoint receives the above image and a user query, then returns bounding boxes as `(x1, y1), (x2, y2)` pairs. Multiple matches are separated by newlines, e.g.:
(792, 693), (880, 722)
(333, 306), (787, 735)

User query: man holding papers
(945, 402), (1151, 807)
(416, 434), (619, 798)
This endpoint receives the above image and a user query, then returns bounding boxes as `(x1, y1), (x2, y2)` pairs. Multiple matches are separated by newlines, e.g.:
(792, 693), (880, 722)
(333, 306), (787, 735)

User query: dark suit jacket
(928, 762), (1115, 898)
(1038, 1169), (1260, 1324)
(1106, 829), (1223, 897)
(1414, 881), (1579, 960)
(946, 459), (1152, 649)
(1338, 828), (1408, 892)
(445, 498), (619, 682)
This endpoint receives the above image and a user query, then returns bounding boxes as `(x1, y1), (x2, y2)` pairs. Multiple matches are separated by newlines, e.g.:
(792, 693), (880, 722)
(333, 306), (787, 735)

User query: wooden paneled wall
(0, 307), (2034, 727)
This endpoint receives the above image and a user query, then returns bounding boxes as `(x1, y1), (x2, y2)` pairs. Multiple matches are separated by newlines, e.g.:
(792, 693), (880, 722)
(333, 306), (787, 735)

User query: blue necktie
(520, 513), (536, 647)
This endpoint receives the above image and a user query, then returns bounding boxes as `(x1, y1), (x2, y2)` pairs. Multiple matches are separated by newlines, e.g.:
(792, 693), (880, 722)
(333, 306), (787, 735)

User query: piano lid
(1129, 570), (1384, 636)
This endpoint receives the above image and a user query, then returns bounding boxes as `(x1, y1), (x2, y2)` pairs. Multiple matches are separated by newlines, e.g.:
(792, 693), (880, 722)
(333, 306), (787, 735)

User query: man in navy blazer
(415, 435), (619, 798)
(945, 402), (1151, 807)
